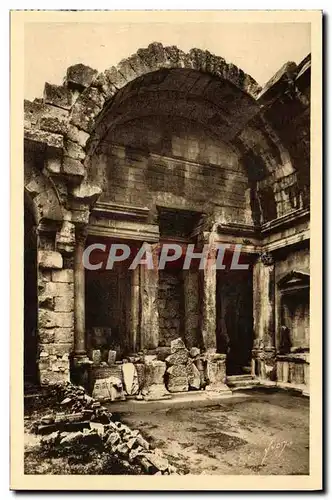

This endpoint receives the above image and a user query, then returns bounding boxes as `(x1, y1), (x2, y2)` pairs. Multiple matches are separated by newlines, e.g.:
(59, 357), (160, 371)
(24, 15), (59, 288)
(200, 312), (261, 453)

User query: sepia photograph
(10, 9), (322, 490)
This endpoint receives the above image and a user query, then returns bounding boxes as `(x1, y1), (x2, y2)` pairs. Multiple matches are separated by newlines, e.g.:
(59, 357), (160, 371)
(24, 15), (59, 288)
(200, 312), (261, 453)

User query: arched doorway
(24, 200), (38, 385)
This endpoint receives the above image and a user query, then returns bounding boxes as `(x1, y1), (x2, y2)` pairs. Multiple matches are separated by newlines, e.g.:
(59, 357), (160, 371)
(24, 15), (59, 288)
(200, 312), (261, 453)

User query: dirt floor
(112, 388), (309, 476)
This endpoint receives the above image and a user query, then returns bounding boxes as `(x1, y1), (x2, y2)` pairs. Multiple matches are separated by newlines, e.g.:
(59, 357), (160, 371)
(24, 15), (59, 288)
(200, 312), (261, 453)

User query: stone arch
(24, 41), (303, 216)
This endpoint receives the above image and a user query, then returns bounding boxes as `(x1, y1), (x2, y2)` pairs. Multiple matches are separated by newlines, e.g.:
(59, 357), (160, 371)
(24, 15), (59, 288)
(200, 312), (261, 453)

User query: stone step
(227, 375), (254, 384)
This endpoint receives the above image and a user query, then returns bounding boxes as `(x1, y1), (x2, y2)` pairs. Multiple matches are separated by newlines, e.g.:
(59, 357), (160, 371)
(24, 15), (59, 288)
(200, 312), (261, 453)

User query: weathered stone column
(139, 243), (159, 350)
(130, 267), (140, 352)
(200, 234), (217, 351)
(252, 252), (276, 379)
(73, 226), (89, 363)
(183, 269), (199, 349)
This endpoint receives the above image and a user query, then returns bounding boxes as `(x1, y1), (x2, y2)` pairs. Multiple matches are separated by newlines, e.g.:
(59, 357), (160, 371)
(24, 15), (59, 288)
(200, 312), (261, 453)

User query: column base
(73, 354), (93, 367)
(143, 385), (172, 401)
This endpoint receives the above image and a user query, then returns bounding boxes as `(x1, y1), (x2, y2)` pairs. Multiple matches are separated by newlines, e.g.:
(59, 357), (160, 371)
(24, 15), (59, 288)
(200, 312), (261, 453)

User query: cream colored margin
(10, 9), (322, 491)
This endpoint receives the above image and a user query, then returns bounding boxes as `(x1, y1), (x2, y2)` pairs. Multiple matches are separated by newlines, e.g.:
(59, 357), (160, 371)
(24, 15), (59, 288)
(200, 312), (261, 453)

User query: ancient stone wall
(37, 249), (74, 384)
(88, 121), (254, 226)
(158, 270), (184, 347)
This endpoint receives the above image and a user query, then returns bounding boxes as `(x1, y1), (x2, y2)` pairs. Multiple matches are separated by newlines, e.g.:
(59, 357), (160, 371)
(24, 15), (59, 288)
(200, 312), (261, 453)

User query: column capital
(259, 251), (274, 266)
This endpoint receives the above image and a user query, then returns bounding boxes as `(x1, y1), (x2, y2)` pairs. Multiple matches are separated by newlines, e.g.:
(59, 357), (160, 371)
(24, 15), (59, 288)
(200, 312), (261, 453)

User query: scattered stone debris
(89, 337), (229, 400)
(30, 382), (180, 475)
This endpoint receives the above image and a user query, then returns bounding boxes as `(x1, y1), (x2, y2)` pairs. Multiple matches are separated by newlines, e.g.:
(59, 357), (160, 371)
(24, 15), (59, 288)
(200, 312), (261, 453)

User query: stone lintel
(91, 201), (150, 221)
(88, 219), (160, 243)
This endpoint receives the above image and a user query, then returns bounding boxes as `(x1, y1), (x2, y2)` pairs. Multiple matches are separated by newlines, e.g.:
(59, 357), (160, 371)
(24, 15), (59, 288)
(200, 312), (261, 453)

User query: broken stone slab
(171, 337), (186, 353)
(107, 350), (117, 365)
(92, 350), (102, 365)
(122, 363), (139, 396)
(89, 422), (105, 436)
(186, 360), (201, 390)
(105, 431), (121, 448)
(134, 363), (146, 392)
(144, 452), (169, 472)
(129, 445), (144, 462)
(142, 360), (171, 401)
(165, 349), (189, 366)
(59, 431), (83, 445)
(194, 357), (207, 389)
(205, 358), (231, 394)
(72, 181), (102, 203)
(136, 434), (150, 450)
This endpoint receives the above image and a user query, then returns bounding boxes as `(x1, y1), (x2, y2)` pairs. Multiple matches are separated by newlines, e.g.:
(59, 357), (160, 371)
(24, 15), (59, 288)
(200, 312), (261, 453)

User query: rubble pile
(34, 382), (179, 475)
(90, 337), (229, 400)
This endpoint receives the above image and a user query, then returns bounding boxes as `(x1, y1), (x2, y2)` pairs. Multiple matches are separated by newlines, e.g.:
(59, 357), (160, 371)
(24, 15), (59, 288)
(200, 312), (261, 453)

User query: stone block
(62, 156), (85, 178)
(64, 139), (85, 160)
(40, 343), (72, 357)
(186, 360), (201, 390)
(303, 363), (310, 387)
(70, 88), (104, 133)
(167, 375), (188, 393)
(66, 125), (90, 147)
(24, 99), (46, 127)
(165, 349), (189, 366)
(205, 358), (228, 393)
(24, 128), (64, 150)
(107, 350), (117, 365)
(38, 250), (63, 270)
(45, 156), (61, 174)
(39, 329), (55, 344)
(92, 350), (102, 365)
(39, 309), (74, 329)
(54, 327), (74, 344)
(282, 362), (290, 383)
(52, 269), (74, 283)
(142, 360), (170, 401)
(122, 363), (139, 395)
(276, 361), (283, 382)
(293, 363), (304, 384)
(39, 115), (68, 135)
(41, 281), (74, 299)
(135, 363), (146, 391)
(54, 296), (74, 312)
(44, 82), (73, 110)
(66, 64), (98, 89)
